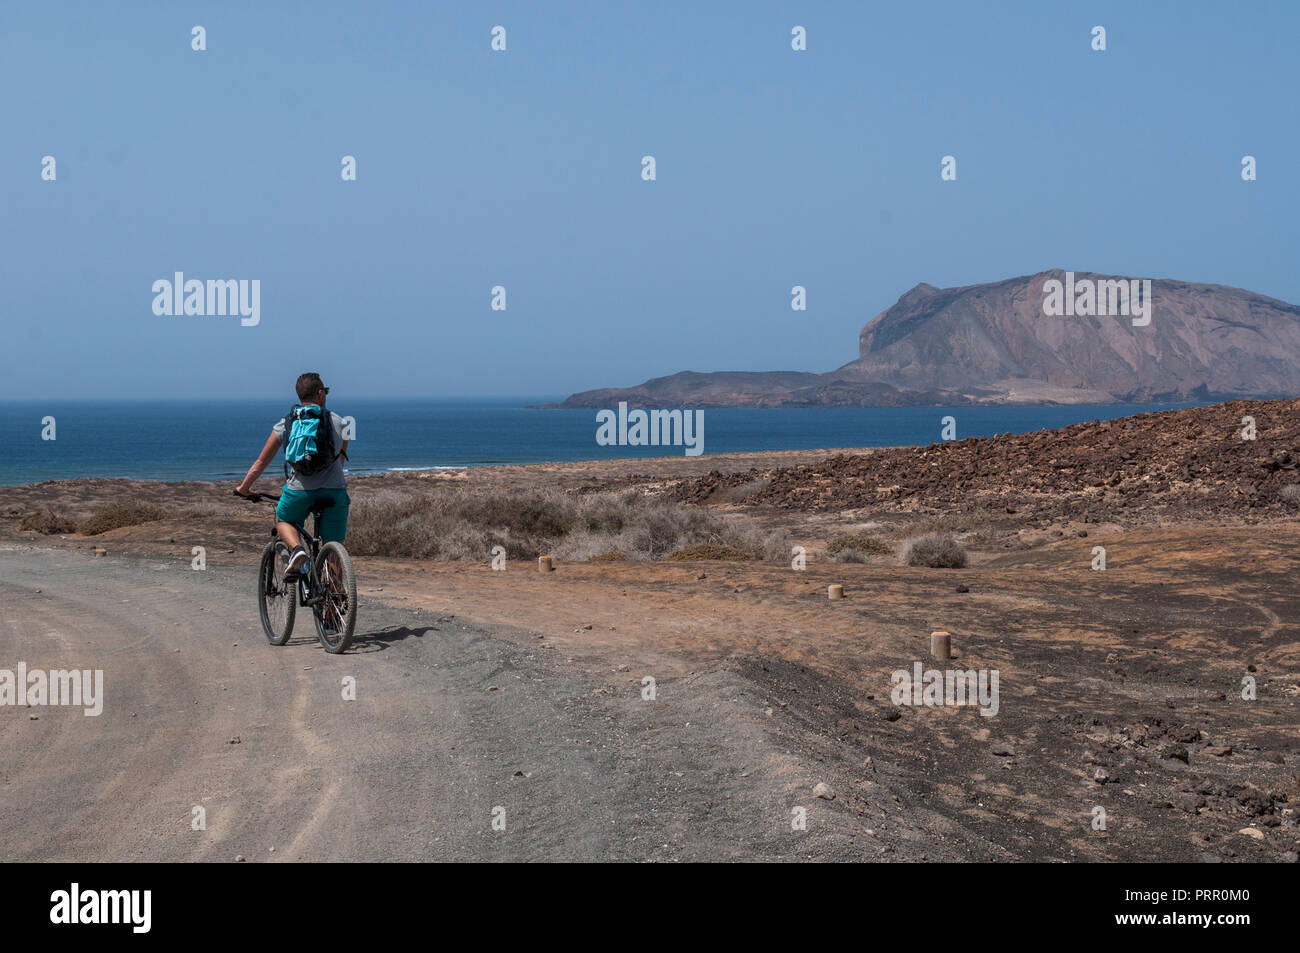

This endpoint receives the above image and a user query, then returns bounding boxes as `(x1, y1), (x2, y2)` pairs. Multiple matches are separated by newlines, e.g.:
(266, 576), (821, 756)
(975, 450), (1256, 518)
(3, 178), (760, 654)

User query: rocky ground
(675, 398), (1300, 523)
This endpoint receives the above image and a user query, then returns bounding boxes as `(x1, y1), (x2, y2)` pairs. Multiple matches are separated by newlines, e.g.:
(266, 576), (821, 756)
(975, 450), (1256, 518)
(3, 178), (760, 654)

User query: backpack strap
(321, 410), (341, 464)
(282, 406), (296, 481)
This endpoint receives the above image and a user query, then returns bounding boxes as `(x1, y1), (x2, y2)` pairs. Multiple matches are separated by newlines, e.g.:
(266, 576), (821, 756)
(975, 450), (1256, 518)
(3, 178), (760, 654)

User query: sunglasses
(319, 386), (330, 395)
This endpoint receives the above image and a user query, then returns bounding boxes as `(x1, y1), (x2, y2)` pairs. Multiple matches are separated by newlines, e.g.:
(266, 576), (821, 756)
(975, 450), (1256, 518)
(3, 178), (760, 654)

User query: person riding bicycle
(235, 373), (350, 576)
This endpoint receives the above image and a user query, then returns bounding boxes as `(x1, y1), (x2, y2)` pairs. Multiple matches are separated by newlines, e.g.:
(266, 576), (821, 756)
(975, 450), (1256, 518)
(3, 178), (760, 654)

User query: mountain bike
(235, 491), (358, 654)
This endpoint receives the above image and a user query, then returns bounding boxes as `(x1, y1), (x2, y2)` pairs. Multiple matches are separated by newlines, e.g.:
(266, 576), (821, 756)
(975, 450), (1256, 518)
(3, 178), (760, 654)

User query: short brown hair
(295, 372), (325, 402)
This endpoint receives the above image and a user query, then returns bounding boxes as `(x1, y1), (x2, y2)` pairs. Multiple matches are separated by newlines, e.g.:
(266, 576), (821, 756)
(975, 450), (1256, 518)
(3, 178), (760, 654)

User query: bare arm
(236, 430), (281, 495)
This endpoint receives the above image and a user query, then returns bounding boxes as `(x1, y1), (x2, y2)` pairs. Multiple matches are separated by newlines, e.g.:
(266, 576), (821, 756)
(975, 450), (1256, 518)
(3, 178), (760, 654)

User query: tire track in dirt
(0, 548), (358, 861)
(4, 547), (925, 861)
(0, 566), (198, 859)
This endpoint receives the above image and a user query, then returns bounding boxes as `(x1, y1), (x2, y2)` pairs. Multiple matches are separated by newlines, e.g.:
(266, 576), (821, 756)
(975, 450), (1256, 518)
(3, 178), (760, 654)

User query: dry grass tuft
(903, 533), (968, 568)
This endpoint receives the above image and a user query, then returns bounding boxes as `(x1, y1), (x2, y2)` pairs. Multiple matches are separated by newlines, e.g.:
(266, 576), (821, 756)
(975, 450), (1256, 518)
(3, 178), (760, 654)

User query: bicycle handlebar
(233, 489), (280, 504)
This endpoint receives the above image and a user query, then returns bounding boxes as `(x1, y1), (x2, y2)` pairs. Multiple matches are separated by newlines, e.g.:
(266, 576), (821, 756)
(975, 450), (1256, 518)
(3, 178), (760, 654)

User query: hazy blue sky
(3, 0), (1296, 399)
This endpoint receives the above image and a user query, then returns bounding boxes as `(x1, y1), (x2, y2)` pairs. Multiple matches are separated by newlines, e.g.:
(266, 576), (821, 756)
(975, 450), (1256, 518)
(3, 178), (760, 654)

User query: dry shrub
(904, 533), (968, 568)
(664, 543), (754, 561)
(20, 508), (78, 535)
(718, 521), (792, 562)
(348, 485), (785, 562)
(78, 505), (169, 536)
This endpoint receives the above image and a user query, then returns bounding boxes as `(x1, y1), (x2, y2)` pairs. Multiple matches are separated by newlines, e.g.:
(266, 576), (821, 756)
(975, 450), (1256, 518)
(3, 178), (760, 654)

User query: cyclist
(236, 372), (350, 576)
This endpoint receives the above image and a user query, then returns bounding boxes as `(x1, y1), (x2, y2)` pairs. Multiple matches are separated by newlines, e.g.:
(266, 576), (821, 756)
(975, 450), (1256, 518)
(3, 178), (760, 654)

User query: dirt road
(0, 545), (947, 862)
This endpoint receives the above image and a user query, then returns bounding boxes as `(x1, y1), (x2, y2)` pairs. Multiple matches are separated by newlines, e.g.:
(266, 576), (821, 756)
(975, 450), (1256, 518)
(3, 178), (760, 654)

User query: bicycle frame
(281, 510), (329, 608)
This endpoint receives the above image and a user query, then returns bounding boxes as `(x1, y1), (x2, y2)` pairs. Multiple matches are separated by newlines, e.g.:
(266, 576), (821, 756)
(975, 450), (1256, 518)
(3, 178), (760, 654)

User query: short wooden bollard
(828, 584), (844, 600)
(538, 555), (554, 572)
(930, 630), (951, 660)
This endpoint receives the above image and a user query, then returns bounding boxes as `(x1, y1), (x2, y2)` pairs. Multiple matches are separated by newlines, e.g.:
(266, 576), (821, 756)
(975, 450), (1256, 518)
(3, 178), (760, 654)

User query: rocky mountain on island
(556, 270), (1300, 407)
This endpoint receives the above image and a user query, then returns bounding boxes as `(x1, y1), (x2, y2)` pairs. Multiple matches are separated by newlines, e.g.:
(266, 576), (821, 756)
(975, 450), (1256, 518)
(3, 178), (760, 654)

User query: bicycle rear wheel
(313, 541), (357, 654)
(258, 540), (296, 645)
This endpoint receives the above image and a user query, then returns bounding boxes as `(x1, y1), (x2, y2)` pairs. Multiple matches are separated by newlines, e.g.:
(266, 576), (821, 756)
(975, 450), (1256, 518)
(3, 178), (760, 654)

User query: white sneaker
(285, 546), (308, 575)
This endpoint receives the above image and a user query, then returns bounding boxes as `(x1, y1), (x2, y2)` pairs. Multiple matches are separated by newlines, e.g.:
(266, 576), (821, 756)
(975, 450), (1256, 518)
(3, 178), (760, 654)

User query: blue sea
(0, 397), (1199, 486)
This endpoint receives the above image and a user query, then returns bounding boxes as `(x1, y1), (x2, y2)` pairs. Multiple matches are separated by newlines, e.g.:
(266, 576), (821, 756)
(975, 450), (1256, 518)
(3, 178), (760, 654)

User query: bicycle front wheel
(258, 540), (296, 645)
(313, 541), (357, 654)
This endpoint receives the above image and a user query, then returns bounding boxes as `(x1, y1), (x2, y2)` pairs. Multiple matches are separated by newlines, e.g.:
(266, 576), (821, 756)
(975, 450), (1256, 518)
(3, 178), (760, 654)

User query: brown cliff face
(841, 270), (1300, 403)
(558, 271), (1300, 407)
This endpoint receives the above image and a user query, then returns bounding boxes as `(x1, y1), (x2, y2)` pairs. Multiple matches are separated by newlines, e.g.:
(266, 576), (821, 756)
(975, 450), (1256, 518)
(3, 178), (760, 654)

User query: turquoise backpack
(282, 404), (338, 477)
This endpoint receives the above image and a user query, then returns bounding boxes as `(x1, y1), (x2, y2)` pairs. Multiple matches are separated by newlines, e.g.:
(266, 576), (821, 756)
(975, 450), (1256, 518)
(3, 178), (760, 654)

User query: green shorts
(276, 487), (351, 542)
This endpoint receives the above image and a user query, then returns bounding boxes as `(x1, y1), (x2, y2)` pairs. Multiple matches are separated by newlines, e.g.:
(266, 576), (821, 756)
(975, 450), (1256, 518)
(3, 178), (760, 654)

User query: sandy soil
(1, 440), (1298, 862)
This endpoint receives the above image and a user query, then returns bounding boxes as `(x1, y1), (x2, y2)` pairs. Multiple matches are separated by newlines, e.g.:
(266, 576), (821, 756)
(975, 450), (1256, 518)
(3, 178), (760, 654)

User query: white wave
(386, 465), (469, 472)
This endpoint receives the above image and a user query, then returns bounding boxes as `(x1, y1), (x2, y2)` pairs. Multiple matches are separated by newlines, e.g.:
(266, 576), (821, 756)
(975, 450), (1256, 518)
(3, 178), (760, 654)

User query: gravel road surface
(0, 545), (901, 862)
